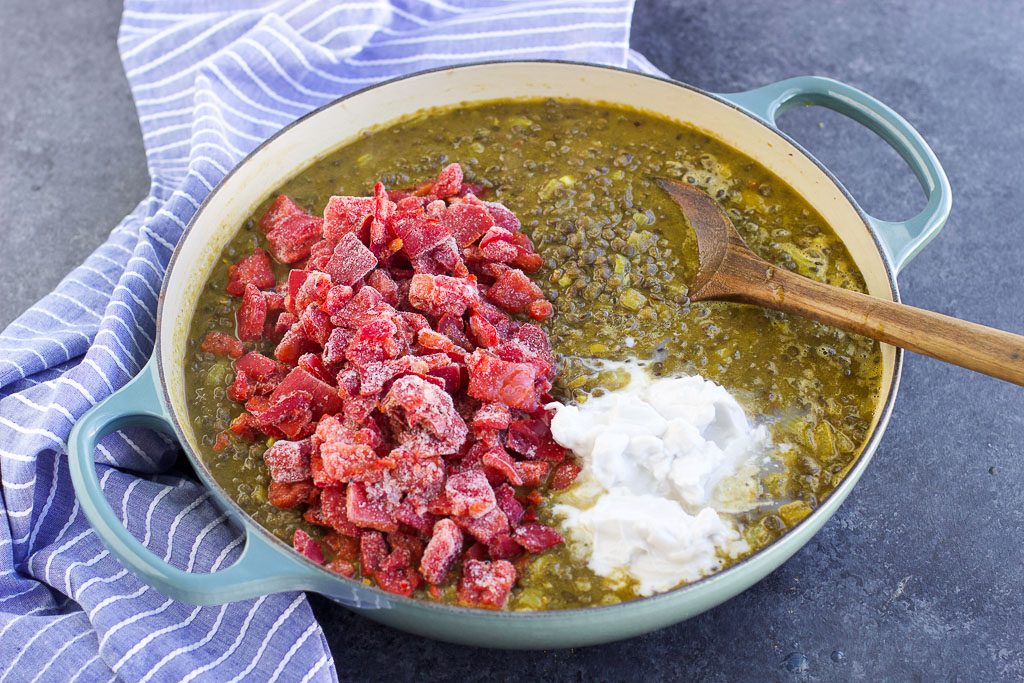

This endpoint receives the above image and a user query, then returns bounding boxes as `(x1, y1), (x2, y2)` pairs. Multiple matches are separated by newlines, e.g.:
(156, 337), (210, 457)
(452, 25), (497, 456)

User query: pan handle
(68, 357), (378, 607)
(718, 76), (952, 274)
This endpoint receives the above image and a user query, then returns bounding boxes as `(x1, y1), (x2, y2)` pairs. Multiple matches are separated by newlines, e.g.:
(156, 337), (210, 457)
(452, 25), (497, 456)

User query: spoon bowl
(655, 176), (1024, 386)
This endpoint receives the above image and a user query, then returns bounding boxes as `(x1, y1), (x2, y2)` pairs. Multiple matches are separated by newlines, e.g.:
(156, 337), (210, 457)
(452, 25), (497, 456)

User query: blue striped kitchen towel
(0, 1), (661, 680)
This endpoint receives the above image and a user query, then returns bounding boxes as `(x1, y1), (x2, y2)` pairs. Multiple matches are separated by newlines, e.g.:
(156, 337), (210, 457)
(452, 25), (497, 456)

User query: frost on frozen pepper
(211, 164), (579, 603)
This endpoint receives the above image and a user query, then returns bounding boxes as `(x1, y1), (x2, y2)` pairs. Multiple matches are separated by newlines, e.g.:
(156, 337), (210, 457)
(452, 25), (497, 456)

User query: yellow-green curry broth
(184, 98), (883, 610)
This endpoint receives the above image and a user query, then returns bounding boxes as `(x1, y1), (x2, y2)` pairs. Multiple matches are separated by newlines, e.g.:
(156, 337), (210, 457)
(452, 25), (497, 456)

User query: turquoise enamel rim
(67, 63), (950, 647)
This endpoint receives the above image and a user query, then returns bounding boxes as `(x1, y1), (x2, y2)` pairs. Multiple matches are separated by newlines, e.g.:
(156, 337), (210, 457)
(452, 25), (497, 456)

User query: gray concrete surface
(2, 0), (1023, 680)
(0, 0), (149, 324)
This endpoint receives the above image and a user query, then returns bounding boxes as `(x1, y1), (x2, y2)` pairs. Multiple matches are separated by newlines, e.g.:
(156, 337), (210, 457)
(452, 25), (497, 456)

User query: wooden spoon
(654, 177), (1024, 386)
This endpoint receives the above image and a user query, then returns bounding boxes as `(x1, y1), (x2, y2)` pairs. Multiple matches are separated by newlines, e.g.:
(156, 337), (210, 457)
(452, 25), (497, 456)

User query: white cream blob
(549, 363), (769, 597)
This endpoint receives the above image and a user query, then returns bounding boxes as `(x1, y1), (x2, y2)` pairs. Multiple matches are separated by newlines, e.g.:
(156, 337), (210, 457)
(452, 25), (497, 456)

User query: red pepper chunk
(457, 559), (516, 609)
(226, 248), (276, 296)
(512, 523), (564, 553)
(419, 519), (463, 585)
(445, 470), (496, 519)
(262, 196), (323, 264)
(486, 267), (545, 313)
(293, 528), (324, 564)
(466, 349), (541, 412)
(200, 331), (244, 359)
(236, 284), (267, 341)
(263, 438), (312, 483)
(432, 163), (464, 199)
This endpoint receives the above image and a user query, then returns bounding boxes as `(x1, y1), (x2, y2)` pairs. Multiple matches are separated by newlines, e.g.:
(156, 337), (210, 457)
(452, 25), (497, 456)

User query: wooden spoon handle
(737, 265), (1024, 386)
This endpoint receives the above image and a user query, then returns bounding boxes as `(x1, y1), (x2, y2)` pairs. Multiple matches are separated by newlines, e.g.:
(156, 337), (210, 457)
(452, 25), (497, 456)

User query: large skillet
(68, 61), (950, 649)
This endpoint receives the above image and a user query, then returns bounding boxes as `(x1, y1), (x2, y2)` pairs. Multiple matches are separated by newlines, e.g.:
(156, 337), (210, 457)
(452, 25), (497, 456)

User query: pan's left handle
(68, 357), (371, 606)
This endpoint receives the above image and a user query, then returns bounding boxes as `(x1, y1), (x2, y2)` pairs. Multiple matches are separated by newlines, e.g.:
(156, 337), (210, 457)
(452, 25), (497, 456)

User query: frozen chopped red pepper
(216, 163), (579, 606)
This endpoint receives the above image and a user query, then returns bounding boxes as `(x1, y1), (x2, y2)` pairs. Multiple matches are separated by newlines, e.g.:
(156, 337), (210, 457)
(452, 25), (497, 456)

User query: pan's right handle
(719, 76), (952, 274)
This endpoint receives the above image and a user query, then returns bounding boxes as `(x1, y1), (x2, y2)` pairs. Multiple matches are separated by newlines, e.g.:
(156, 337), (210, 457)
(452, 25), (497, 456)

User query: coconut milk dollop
(549, 363), (769, 596)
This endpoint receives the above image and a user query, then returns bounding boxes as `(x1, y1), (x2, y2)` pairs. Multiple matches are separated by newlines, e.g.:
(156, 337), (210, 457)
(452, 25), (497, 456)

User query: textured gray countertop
(3, 0), (1022, 680)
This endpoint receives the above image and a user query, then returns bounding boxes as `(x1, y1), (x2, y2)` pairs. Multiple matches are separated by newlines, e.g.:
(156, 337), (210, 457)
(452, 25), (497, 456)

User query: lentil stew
(184, 98), (883, 610)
